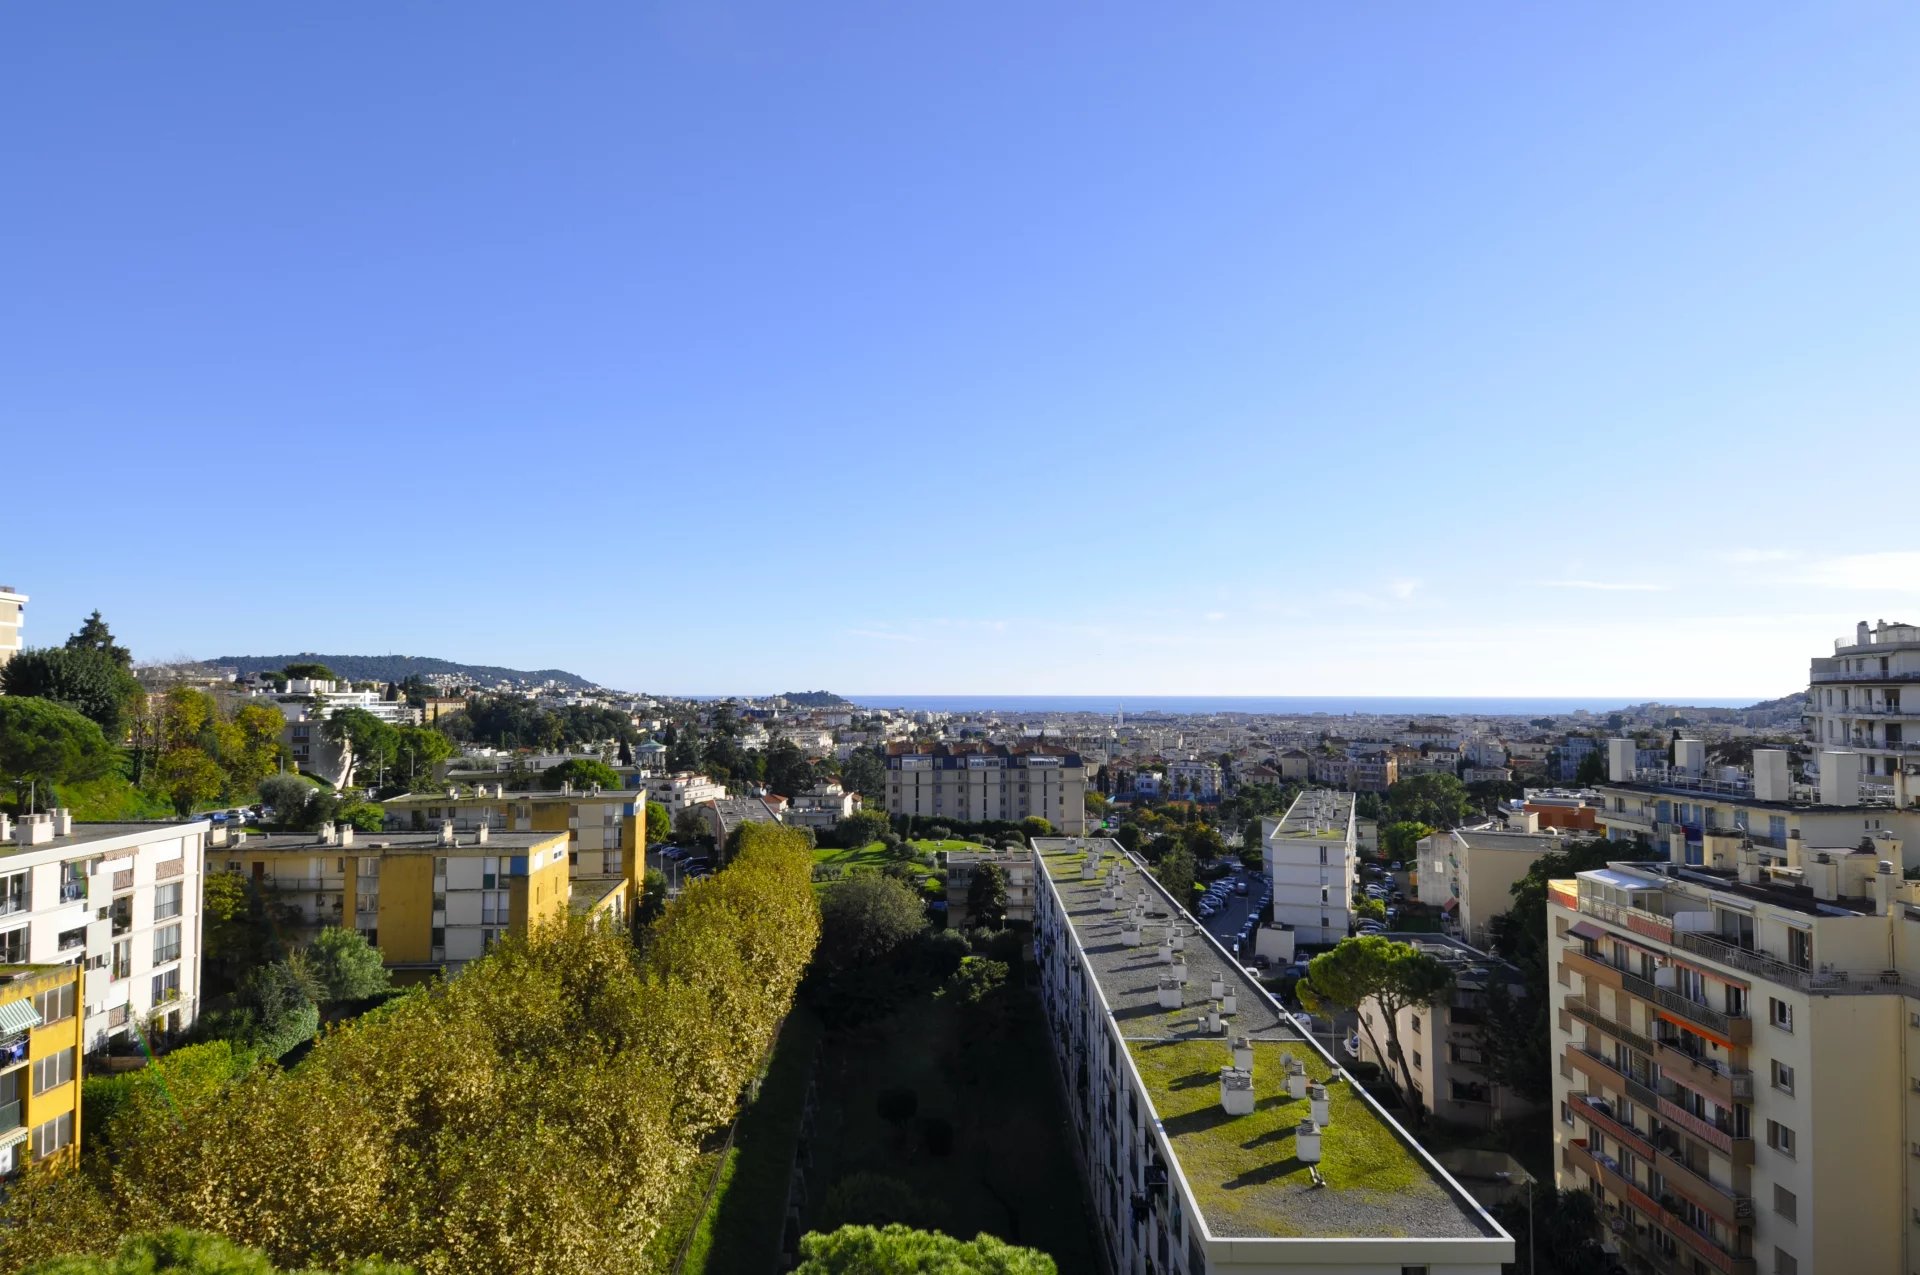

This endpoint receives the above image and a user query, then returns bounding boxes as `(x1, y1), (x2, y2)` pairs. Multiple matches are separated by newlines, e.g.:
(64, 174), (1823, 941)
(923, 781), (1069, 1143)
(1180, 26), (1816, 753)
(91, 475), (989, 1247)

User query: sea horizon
(829, 694), (1766, 716)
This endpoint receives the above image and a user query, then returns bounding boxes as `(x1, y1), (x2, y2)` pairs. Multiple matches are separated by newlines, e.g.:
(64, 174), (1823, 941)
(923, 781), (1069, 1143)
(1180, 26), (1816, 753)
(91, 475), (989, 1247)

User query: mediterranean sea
(841, 695), (1758, 716)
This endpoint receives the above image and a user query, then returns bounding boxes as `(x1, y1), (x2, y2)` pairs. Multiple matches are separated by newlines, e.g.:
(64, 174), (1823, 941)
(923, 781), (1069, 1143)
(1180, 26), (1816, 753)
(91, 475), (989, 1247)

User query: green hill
(210, 653), (597, 691)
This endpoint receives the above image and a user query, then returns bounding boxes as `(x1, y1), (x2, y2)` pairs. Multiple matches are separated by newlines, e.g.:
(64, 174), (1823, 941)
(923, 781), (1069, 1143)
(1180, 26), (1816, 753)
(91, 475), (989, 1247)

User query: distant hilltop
(780, 690), (855, 708)
(210, 653), (597, 691)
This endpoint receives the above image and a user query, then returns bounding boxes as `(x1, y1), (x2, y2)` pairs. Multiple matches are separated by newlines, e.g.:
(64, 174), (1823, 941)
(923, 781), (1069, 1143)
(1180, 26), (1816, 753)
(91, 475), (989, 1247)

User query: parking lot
(1193, 865), (1269, 965)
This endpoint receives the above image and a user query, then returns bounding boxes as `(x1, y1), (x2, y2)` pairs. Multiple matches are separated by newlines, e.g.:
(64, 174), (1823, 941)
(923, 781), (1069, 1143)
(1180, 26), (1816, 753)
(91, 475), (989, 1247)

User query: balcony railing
(1657, 1039), (1753, 1100)
(1657, 1094), (1750, 1157)
(1572, 1094), (1655, 1161)
(1655, 1145), (1753, 1228)
(1567, 999), (1654, 1055)
(1569, 1139), (1755, 1275)
(1619, 970), (1750, 1042)
(1813, 669), (1920, 683)
(1569, 1044), (1662, 1109)
(1671, 930), (1808, 990)
(0, 1101), (18, 1134)
(1579, 895), (1675, 943)
(1563, 947), (1625, 990)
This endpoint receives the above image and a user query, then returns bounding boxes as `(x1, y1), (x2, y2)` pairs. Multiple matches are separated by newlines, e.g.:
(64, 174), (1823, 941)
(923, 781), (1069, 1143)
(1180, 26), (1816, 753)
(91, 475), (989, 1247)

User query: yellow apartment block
(206, 824), (574, 970)
(380, 785), (642, 924)
(0, 964), (84, 1178)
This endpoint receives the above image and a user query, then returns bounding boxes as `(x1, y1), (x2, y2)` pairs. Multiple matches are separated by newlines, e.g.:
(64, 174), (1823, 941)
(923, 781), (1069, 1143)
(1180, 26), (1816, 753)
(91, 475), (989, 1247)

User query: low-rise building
(1263, 790), (1357, 947)
(785, 781), (858, 832)
(1353, 934), (1537, 1128)
(646, 772), (728, 814)
(0, 813), (206, 1053)
(210, 822), (576, 968)
(0, 963), (84, 1178)
(1166, 758), (1222, 802)
(883, 742), (1087, 834)
(0, 585), (25, 674)
(1031, 837), (1512, 1272)
(946, 848), (1035, 927)
(1415, 827), (1562, 948)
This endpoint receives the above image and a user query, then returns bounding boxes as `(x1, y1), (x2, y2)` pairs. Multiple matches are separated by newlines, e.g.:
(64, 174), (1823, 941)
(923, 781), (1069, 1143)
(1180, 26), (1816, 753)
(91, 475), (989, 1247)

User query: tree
(63, 610), (132, 669)
(1019, 816), (1052, 840)
(540, 757), (620, 791)
(1490, 1188), (1615, 1275)
(645, 801), (671, 847)
(1384, 773), (1471, 830)
(672, 806), (713, 849)
(20, 1228), (416, 1274)
(1, 648), (140, 739)
(1302, 936), (1455, 1128)
(1379, 820), (1433, 859)
(258, 773), (321, 828)
(637, 868), (668, 928)
(202, 871), (273, 993)
(280, 662), (338, 681)
(1574, 748), (1607, 786)
(834, 809), (890, 849)
(792, 1225), (1057, 1275)
(819, 874), (927, 971)
(304, 927), (391, 1003)
(156, 748), (225, 816)
(839, 748), (887, 801)
(946, 957), (1008, 1004)
(0, 698), (117, 806)
(1153, 845), (1195, 903)
(964, 864), (1008, 929)
(321, 708), (399, 790)
(763, 738), (814, 799)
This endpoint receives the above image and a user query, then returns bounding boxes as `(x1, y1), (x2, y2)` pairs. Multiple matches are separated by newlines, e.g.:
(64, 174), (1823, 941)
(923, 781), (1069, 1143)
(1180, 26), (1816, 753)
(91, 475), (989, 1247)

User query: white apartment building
(0, 585), (24, 674)
(784, 781), (858, 832)
(1808, 618), (1920, 781)
(883, 743), (1087, 835)
(1263, 789), (1357, 947)
(1032, 837), (1512, 1273)
(1549, 850), (1920, 1275)
(0, 812), (205, 1052)
(1415, 827), (1563, 948)
(1166, 758), (1222, 802)
(947, 847), (1036, 926)
(645, 772), (728, 814)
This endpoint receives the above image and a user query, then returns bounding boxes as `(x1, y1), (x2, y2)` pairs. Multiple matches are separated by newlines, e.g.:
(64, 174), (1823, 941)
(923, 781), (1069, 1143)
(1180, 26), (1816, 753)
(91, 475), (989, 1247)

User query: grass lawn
(686, 1007), (826, 1275)
(802, 983), (1099, 1272)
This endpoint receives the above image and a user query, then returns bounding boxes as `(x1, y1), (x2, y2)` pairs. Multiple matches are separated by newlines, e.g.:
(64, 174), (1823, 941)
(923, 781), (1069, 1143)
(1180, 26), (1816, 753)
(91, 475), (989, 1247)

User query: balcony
(0, 1101), (18, 1134)
(1566, 999), (1654, 1055)
(1657, 1040), (1753, 1102)
(1813, 669), (1920, 683)
(1567, 1044), (1661, 1110)
(1579, 895), (1675, 944)
(1563, 947), (1625, 991)
(1655, 1145), (1753, 1229)
(1661, 1205), (1755, 1275)
(1619, 970), (1751, 1044)
(1567, 1141), (1755, 1275)
(1572, 1094), (1655, 1161)
(1657, 1095), (1753, 1163)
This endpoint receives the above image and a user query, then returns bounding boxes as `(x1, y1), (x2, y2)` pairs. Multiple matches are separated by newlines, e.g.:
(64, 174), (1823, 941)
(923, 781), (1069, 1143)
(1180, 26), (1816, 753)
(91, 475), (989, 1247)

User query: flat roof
(380, 789), (632, 806)
(1271, 788), (1357, 840)
(1034, 838), (1499, 1243)
(227, 829), (564, 853)
(1, 819), (208, 860)
(569, 875), (627, 913)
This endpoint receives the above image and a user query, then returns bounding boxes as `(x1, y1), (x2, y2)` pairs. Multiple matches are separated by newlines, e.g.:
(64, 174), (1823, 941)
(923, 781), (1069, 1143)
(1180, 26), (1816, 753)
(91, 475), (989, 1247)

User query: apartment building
(883, 743), (1087, 835)
(1808, 618), (1920, 780)
(646, 772), (728, 814)
(210, 822), (574, 968)
(1166, 758), (1222, 802)
(1549, 848), (1920, 1275)
(0, 963), (84, 1179)
(947, 847), (1035, 927)
(1596, 742), (1920, 872)
(0, 813), (205, 1053)
(1354, 934), (1537, 1129)
(1415, 827), (1563, 948)
(1031, 837), (1512, 1273)
(0, 585), (24, 675)
(1263, 789), (1357, 947)
(784, 781), (858, 833)
(379, 785), (642, 923)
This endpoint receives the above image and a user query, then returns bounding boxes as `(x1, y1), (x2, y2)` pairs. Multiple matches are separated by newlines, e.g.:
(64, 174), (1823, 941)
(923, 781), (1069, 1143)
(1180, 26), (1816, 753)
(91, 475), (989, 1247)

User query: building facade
(785, 781), (858, 832)
(1031, 836), (1511, 1273)
(0, 963), (84, 1180)
(883, 743), (1087, 835)
(1415, 827), (1562, 948)
(645, 772), (728, 814)
(0, 585), (24, 674)
(947, 848), (1035, 927)
(0, 813), (205, 1054)
(1808, 618), (1920, 781)
(1549, 852), (1920, 1275)
(1263, 790), (1357, 947)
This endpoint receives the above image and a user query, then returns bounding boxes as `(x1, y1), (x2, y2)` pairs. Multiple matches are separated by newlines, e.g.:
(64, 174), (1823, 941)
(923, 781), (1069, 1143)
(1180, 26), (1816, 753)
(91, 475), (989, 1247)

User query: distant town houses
(883, 741), (1088, 834)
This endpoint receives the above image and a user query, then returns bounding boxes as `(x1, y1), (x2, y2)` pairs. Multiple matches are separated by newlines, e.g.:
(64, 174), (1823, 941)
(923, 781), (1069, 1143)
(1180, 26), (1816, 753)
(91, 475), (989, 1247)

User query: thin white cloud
(1204, 611), (1228, 622)
(1388, 577), (1420, 601)
(1783, 552), (1920, 592)
(1539, 579), (1669, 593)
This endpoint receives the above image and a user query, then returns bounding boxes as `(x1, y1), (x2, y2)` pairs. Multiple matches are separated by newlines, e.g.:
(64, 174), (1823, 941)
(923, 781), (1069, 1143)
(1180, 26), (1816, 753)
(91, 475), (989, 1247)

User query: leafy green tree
(1380, 820), (1433, 858)
(0, 698), (117, 805)
(1491, 1188), (1615, 1275)
(645, 801), (671, 846)
(540, 757), (620, 791)
(1574, 748), (1607, 786)
(388, 726), (457, 793)
(1355, 896), (1386, 924)
(946, 957), (1008, 1004)
(1019, 816), (1052, 840)
(793, 1224), (1057, 1275)
(672, 806), (713, 849)
(320, 708), (399, 790)
(763, 738), (814, 798)
(202, 872), (274, 993)
(1153, 844), (1195, 903)
(637, 868), (668, 928)
(258, 773), (320, 828)
(1, 647), (141, 739)
(63, 611), (132, 669)
(834, 809), (890, 849)
(1384, 773), (1471, 830)
(156, 748), (225, 816)
(280, 662), (338, 681)
(304, 927), (392, 1003)
(839, 748), (887, 801)
(819, 874), (927, 971)
(1180, 822), (1225, 862)
(20, 1227), (415, 1274)
(964, 863), (1008, 929)
(1302, 935), (1455, 1128)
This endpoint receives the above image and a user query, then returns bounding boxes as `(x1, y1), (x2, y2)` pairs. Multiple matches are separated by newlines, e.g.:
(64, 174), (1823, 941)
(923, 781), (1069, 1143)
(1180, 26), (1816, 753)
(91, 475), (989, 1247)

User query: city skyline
(8, 3), (1919, 695)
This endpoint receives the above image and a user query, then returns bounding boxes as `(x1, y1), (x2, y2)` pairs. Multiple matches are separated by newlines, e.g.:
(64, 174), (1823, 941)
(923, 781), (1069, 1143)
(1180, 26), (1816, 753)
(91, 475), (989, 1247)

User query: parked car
(1234, 881), (1249, 895)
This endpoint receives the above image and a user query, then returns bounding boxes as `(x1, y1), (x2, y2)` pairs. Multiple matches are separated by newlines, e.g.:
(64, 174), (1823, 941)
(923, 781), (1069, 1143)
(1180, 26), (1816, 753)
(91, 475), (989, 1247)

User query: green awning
(0, 1000), (42, 1037)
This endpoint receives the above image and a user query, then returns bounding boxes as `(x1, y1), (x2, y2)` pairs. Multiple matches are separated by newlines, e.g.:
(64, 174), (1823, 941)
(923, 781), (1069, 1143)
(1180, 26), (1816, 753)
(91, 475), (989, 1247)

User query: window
(55, 925), (85, 953)
(32, 1048), (74, 1095)
(0, 872), (29, 917)
(152, 967), (180, 1004)
(431, 927), (446, 948)
(30, 1111), (72, 1160)
(1770, 998), (1794, 1031)
(1772, 1060), (1795, 1094)
(33, 982), (75, 1025)
(154, 882), (183, 920)
(111, 940), (131, 981)
(1775, 1247), (1798, 1275)
(1411, 1014), (1422, 1035)
(152, 924), (182, 966)
(109, 895), (132, 936)
(1767, 1119), (1797, 1158)
(0, 928), (25, 964)
(1774, 1184), (1797, 1222)
(482, 856), (499, 889)
(1412, 1051), (1422, 1068)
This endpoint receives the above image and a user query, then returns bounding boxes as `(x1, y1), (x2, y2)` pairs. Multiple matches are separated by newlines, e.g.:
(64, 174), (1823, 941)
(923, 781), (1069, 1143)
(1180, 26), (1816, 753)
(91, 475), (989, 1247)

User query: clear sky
(6, 4), (1917, 698)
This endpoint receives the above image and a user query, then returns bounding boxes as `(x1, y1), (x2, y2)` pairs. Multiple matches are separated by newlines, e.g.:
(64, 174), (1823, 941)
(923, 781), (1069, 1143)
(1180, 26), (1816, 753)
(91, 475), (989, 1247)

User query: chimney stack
(439, 820), (456, 847)
(1295, 1119), (1323, 1164)
(1308, 1081), (1331, 1126)
(1231, 1035), (1254, 1072)
(339, 826), (355, 847)
(52, 808), (72, 837)
(475, 823), (489, 845)
(1284, 1054), (1308, 1099)
(1877, 859), (1897, 916)
(1157, 975), (1183, 1010)
(1820, 750), (1864, 807)
(1219, 1066), (1255, 1116)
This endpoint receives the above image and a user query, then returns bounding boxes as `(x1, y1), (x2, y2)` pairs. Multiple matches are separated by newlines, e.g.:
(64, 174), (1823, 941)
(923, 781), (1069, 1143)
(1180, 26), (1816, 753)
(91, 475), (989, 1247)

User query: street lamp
(1493, 1168), (1536, 1274)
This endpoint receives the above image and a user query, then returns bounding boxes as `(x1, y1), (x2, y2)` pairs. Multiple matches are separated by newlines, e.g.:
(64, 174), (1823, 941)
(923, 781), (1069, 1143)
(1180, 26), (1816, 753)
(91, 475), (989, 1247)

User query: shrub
(946, 958), (1008, 1005)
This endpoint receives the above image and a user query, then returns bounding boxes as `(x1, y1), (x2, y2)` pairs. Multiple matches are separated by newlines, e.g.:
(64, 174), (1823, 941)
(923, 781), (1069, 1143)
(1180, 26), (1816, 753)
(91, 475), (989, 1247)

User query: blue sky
(5, 3), (1917, 698)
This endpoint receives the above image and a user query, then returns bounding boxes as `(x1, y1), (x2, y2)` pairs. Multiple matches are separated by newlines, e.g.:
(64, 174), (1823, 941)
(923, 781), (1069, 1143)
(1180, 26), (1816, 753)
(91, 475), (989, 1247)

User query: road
(1193, 867), (1266, 962)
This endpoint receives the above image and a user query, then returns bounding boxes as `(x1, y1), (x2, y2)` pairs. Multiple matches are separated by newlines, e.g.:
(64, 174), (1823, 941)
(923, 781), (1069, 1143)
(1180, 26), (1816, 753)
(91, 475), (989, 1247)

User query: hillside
(780, 690), (854, 708)
(210, 653), (597, 691)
